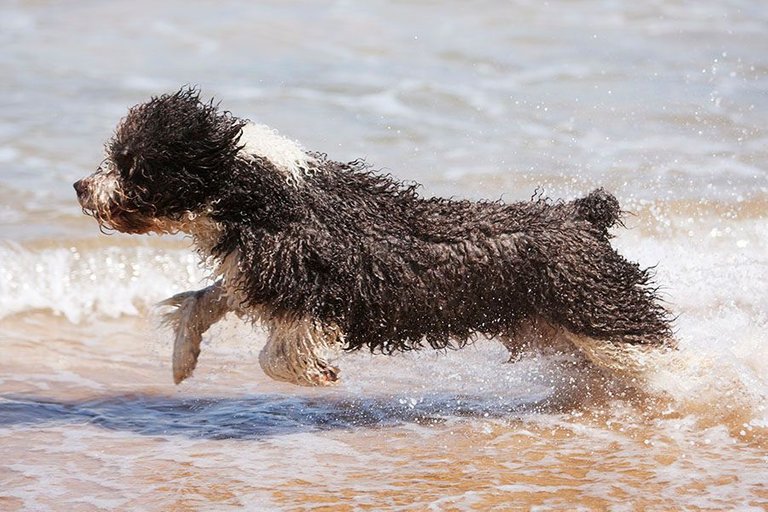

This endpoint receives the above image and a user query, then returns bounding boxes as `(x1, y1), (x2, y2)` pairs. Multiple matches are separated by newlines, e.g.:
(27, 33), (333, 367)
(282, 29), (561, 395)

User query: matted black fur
(216, 163), (671, 353)
(111, 90), (246, 220)
(76, 88), (673, 358)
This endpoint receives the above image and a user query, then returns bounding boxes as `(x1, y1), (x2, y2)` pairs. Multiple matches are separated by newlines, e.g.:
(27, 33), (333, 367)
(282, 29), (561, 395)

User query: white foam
(612, 215), (768, 428)
(0, 241), (208, 323)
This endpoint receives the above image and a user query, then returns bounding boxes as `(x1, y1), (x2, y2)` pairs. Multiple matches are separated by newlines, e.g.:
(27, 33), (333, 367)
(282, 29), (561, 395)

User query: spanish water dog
(74, 88), (673, 386)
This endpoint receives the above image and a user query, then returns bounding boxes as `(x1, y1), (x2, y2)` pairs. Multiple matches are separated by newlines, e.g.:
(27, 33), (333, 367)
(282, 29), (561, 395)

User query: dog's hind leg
(559, 331), (661, 375)
(259, 315), (343, 386)
(502, 319), (662, 376)
(159, 281), (230, 384)
(500, 317), (572, 362)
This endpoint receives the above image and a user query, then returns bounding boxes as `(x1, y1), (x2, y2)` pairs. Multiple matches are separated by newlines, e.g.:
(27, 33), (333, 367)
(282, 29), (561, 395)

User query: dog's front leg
(159, 281), (230, 384)
(259, 315), (343, 386)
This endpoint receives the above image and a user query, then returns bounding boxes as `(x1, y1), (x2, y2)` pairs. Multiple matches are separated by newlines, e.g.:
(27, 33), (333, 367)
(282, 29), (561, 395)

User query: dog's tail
(572, 188), (621, 231)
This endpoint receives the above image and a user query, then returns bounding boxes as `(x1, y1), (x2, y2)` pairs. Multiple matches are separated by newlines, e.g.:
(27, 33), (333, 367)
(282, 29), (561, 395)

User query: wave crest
(0, 241), (208, 323)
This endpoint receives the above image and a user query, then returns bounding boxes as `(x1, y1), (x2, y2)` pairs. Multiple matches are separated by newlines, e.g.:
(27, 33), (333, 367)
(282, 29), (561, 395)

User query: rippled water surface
(1, 0), (767, 510)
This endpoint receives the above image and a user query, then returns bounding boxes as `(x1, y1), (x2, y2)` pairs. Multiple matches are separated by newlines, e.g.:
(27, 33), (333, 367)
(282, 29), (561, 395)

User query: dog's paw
(503, 341), (532, 364)
(172, 321), (202, 385)
(157, 291), (198, 318)
(157, 291), (204, 384)
(318, 364), (340, 385)
(302, 363), (340, 386)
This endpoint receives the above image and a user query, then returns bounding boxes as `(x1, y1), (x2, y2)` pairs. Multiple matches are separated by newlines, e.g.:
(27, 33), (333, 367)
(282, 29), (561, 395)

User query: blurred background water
(1, 1), (767, 510)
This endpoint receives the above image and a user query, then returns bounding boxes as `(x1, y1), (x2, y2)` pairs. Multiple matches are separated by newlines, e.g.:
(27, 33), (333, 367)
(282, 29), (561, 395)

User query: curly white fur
(237, 123), (314, 184)
(259, 314), (343, 386)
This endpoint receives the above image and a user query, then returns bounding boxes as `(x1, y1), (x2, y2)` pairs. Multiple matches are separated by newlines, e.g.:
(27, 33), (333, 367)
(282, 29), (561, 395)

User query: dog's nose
(73, 179), (85, 197)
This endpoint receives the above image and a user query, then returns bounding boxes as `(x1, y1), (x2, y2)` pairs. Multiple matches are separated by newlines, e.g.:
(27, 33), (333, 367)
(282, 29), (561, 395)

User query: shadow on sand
(0, 388), (569, 440)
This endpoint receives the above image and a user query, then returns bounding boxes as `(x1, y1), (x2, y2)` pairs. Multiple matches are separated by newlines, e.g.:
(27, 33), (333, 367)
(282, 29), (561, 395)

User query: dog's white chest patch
(238, 123), (313, 182)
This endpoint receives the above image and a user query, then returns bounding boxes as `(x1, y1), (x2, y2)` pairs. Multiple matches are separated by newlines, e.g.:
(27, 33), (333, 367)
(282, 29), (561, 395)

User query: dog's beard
(80, 192), (216, 239)
(87, 205), (155, 234)
(77, 171), (156, 234)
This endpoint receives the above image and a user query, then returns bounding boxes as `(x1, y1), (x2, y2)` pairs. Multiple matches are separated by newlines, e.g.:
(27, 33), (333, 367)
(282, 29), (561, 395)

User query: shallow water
(1, 0), (767, 510)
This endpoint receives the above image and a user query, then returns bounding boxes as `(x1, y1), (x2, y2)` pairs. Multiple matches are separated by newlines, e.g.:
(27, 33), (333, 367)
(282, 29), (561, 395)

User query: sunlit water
(1, 0), (767, 510)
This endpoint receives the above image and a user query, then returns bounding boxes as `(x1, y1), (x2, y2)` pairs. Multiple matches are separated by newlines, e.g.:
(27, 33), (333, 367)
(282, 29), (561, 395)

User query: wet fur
(75, 88), (673, 385)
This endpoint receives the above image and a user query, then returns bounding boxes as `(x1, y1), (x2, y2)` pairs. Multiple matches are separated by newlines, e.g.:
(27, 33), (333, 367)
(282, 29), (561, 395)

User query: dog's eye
(114, 149), (134, 176)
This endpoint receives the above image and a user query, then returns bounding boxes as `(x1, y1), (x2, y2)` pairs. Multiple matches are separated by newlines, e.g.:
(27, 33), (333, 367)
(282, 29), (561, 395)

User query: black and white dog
(74, 88), (673, 386)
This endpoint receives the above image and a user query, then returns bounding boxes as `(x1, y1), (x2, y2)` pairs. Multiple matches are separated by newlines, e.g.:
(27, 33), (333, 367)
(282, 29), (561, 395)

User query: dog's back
(222, 157), (671, 355)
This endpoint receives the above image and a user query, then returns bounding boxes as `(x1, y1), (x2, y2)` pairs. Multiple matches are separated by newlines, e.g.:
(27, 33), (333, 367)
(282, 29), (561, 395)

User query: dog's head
(74, 87), (245, 234)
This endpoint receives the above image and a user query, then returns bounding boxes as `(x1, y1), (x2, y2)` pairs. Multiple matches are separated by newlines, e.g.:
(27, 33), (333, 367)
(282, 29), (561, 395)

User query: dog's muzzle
(73, 177), (100, 211)
(73, 179), (87, 205)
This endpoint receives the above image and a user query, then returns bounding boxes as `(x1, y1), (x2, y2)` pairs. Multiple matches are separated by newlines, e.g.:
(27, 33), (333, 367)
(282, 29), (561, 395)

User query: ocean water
(1, 0), (767, 510)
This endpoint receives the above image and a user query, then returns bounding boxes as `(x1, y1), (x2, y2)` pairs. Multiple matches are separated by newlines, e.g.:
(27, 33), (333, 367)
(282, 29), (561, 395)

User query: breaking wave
(0, 240), (209, 323)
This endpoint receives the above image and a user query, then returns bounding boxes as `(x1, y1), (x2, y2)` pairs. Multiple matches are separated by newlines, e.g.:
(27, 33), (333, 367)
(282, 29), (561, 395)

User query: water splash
(0, 241), (208, 323)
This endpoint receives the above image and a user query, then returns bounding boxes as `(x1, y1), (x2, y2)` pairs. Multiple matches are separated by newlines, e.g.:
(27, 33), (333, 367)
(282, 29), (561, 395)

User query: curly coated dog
(74, 88), (673, 386)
